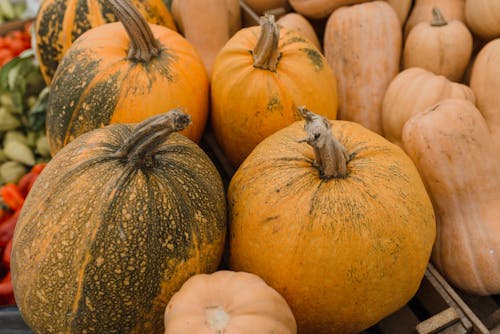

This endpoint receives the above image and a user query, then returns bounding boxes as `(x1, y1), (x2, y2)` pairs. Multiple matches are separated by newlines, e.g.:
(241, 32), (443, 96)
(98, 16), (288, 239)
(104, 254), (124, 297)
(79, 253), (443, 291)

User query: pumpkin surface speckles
(12, 120), (226, 333)
(47, 22), (209, 156)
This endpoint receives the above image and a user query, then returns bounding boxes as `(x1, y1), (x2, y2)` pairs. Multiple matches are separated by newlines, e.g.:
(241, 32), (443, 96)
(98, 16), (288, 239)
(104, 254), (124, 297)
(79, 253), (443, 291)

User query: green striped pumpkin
(11, 109), (227, 333)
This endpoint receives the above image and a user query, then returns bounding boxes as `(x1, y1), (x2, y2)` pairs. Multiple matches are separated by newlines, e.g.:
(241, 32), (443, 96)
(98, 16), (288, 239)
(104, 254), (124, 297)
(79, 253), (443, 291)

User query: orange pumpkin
(384, 0), (413, 27)
(289, 0), (371, 19)
(229, 107), (436, 334)
(35, 0), (176, 85)
(277, 12), (321, 51)
(465, 0), (500, 40)
(324, 1), (401, 134)
(402, 98), (500, 295)
(403, 8), (473, 82)
(211, 14), (338, 167)
(164, 271), (297, 334)
(382, 67), (475, 146)
(46, 0), (208, 156)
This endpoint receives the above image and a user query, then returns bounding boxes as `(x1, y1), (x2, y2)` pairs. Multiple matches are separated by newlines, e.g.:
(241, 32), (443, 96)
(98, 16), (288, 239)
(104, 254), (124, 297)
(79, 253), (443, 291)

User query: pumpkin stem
(431, 8), (448, 27)
(111, 109), (191, 168)
(253, 14), (281, 71)
(298, 106), (349, 179)
(108, 0), (161, 62)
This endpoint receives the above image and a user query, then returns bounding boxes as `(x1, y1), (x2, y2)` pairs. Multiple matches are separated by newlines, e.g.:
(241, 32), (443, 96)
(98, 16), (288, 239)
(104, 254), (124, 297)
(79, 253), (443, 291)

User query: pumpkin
(465, 0), (500, 40)
(381, 67), (475, 146)
(164, 271), (297, 334)
(35, 0), (176, 85)
(384, 0), (413, 27)
(404, 0), (465, 39)
(469, 38), (500, 153)
(228, 107), (436, 334)
(242, 0), (291, 16)
(403, 8), (473, 82)
(46, 0), (209, 156)
(402, 98), (500, 295)
(170, 0), (241, 79)
(11, 109), (227, 333)
(324, 1), (401, 135)
(288, 0), (371, 19)
(210, 14), (338, 167)
(277, 12), (321, 51)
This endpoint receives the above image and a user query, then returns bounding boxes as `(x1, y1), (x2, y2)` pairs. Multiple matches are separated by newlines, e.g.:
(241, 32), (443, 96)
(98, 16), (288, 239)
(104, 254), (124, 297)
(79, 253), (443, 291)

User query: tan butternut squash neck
(431, 8), (448, 26)
(108, 0), (161, 61)
(253, 14), (281, 71)
(112, 109), (191, 167)
(299, 106), (349, 179)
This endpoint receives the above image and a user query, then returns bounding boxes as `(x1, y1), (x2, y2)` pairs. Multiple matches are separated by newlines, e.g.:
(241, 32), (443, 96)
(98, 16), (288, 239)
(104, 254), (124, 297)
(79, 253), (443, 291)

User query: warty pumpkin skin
(402, 99), (500, 295)
(11, 110), (227, 333)
(211, 15), (338, 167)
(35, 0), (176, 85)
(465, 0), (500, 40)
(404, 0), (465, 39)
(164, 271), (297, 334)
(46, 0), (209, 156)
(324, 0), (401, 135)
(382, 67), (475, 147)
(403, 8), (473, 82)
(170, 0), (241, 79)
(469, 38), (500, 154)
(229, 107), (436, 334)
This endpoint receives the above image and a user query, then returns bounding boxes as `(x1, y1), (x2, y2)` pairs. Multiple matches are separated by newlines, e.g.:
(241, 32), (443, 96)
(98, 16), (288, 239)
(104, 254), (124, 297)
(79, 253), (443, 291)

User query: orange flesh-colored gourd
(243, 0), (290, 15)
(324, 1), (401, 135)
(171, 0), (241, 79)
(289, 0), (371, 19)
(403, 8), (473, 82)
(277, 12), (321, 51)
(469, 38), (500, 155)
(465, 0), (500, 40)
(384, 0), (412, 27)
(402, 98), (500, 295)
(381, 67), (475, 147)
(164, 271), (297, 334)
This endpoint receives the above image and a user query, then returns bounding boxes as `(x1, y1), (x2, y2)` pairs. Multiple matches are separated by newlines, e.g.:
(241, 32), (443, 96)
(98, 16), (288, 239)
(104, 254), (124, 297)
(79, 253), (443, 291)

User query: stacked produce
(0, 0), (498, 333)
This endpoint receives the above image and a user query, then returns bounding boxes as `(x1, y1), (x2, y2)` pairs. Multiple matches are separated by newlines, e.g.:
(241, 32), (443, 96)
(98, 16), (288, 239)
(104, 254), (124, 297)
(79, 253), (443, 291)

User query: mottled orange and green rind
(47, 22), (209, 156)
(35, 0), (177, 85)
(228, 120), (436, 334)
(11, 128), (226, 334)
(210, 26), (338, 167)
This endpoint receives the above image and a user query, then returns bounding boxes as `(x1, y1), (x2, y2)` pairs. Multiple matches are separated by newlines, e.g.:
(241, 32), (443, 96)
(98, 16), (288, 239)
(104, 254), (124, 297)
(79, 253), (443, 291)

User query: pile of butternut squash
(5, 0), (499, 333)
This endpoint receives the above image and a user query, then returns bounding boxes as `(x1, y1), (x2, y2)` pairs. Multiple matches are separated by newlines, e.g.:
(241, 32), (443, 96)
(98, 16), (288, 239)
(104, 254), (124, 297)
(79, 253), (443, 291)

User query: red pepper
(17, 172), (38, 198)
(0, 272), (15, 305)
(2, 238), (12, 268)
(31, 163), (47, 175)
(0, 211), (19, 248)
(0, 184), (24, 211)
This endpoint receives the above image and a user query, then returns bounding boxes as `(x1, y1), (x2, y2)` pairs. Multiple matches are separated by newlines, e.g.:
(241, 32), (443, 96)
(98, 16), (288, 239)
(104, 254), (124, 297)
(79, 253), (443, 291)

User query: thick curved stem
(108, 0), (161, 61)
(111, 109), (191, 168)
(253, 14), (281, 71)
(431, 8), (448, 27)
(298, 106), (349, 179)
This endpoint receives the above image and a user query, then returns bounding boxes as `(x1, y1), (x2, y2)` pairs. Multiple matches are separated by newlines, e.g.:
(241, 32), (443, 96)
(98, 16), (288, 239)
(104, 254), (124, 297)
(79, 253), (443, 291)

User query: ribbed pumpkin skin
(402, 99), (500, 295)
(229, 120), (436, 334)
(324, 1), (401, 135)
(47, 22), (209, 156)
(35, 0), (176, 85)
(211, 26), (338, 167)
(11, 125), (226, 333)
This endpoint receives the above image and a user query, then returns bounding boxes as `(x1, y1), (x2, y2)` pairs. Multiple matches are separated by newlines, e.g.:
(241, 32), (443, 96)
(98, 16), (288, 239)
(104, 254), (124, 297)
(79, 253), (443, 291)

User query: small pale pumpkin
(402, 98), (500, 295)
(11, 110), (227, 333)
(465, 0), (500, 40)
(46, 0), (209, 156)
(164, 271), (297, 334)
(229, 107), (436, 334)
(403, 8), (473, 82)
(382, 67), (475, 146)
(35, 0), (176, 85)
